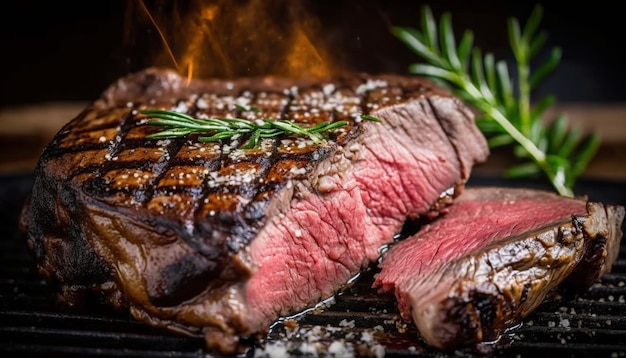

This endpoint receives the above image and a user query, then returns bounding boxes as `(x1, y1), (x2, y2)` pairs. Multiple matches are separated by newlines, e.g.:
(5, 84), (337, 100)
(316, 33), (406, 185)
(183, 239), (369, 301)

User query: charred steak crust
(374, 187), (625, 350)
(19, 67), (489, 351)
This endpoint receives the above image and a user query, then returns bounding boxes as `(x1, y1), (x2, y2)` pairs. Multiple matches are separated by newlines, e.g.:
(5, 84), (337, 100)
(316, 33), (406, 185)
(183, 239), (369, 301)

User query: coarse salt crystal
(339, 319), (355, 328)
(356, 79), (388, 95)
(172, 101), (188, 113)
(196, 98), (209, 109)
(290, 167), (306, 176)
(322, 83), (335, 96)
(327, 341), (352, 357)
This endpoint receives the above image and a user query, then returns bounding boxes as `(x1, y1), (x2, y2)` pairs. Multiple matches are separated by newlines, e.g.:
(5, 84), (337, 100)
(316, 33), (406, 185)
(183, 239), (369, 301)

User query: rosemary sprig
(140, 109), (380, 150)
(392, 4), (599, 197)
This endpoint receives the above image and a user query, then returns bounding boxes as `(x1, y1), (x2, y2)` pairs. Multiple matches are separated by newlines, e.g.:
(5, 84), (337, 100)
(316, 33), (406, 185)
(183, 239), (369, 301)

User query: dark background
(1, 0), (624, 106)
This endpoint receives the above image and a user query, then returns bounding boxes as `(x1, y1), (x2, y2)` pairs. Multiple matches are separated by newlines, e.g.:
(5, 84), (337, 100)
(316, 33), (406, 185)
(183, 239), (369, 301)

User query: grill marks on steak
(374, 187), (625, 350)
(19, 68), (489, 352)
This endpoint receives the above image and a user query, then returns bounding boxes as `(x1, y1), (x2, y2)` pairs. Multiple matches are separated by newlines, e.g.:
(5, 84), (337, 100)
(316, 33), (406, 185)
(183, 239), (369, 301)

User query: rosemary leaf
(507, 18), (523, 61)
(391, 27), (441, 66)
(558, 126), (582, 158)
(311, 121), (350, 132)
(495, 61), (514, 111)
(408, 64), (456, 82)
(146, 128), (195, 138)
(235, 104), (261, 113)
(199, 131), (242, 142)
(548, 114), (568, 153)
(421, 6), (439, 53)
(530, 95), (556, 121)
(476, 119), (505, 134)
(440, 13), (461, 71)
(360, 115), (382, 122)
(457, 30), (474, 72)
(529, 47), (561, 89)
(571, 133), (601, 181)
(505, 162), (541, 178)
(528, 31), (548, 59)
(522, 5), (544, 45)
(470, 49), (495, 103)
(487, 133), (515, 148)
(483, 53), (497, 97)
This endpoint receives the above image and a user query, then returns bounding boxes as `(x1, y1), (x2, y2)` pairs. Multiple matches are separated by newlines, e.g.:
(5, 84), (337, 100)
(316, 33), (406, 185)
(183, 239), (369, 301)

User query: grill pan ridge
(1, 172), (626, 357)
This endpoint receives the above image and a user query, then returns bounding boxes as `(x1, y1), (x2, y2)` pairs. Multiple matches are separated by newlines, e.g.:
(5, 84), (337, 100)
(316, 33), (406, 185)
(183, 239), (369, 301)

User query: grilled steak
(374, 187), (625, 350)
(18, 67), (489, 353)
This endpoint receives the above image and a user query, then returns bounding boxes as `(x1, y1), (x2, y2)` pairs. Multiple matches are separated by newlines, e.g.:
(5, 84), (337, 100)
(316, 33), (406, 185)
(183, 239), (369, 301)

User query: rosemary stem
(453, 76), (572, 197)
(449, 73), (545, 161)
(141, 109), (382, 151)
(479, 100), (544, 161)
(485, 105), (572, 197)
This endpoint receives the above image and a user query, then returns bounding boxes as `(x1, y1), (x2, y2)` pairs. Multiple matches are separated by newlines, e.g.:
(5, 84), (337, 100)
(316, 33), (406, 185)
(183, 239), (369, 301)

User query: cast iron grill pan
(1, 172), (625, 357)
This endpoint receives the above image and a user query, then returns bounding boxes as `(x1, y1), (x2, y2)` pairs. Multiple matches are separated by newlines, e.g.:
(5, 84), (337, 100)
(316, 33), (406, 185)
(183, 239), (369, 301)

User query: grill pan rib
(2, 173), (626, 357)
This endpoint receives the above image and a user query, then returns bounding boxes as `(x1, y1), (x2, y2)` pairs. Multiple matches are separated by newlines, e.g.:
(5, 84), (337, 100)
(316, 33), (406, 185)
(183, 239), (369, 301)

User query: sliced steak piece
(374, 187), (625, 350)
(19, 67), (489, 353)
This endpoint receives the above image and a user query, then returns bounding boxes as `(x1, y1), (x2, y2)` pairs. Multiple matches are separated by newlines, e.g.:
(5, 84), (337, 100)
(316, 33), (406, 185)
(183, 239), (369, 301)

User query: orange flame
(133, 0), (334, 80)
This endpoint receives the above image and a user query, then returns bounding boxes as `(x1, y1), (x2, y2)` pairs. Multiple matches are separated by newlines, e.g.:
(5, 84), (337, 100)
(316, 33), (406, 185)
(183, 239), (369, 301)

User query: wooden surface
(1, 101), (625, 180)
